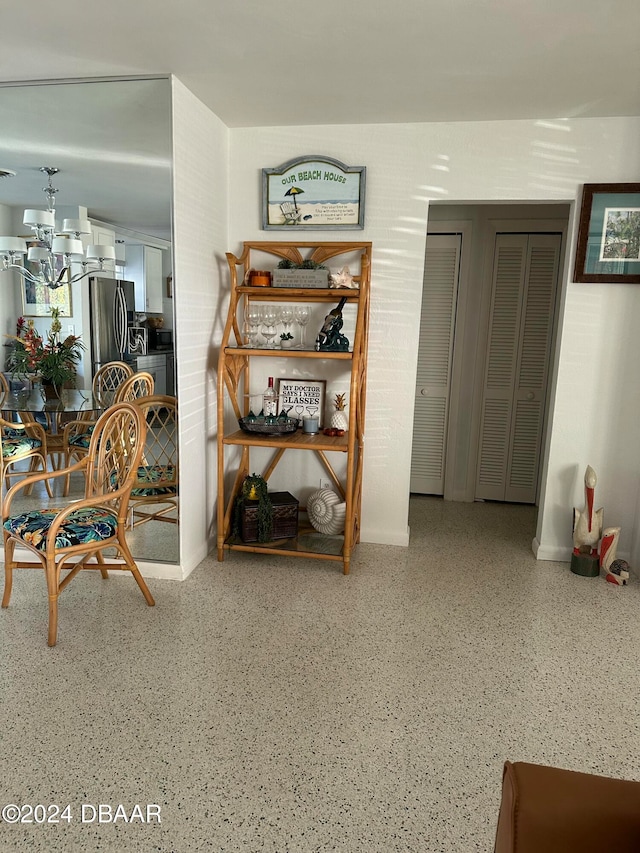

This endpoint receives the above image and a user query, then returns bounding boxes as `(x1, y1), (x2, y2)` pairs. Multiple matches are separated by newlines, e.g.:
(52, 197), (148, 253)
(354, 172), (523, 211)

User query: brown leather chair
(494, 761), (640, 852)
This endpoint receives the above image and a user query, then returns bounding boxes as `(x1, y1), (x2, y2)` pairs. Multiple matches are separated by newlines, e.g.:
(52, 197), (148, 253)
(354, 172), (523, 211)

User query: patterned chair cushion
(131, 464), (177, 497)
(4, 507), (118, 551)
(2, 436), (43, 459)
(3, 426), (25, 438)
(68, 428), (94, 449)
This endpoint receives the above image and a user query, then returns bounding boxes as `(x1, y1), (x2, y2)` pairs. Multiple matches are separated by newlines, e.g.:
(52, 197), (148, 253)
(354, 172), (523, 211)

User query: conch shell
(307, 488), (346, 535)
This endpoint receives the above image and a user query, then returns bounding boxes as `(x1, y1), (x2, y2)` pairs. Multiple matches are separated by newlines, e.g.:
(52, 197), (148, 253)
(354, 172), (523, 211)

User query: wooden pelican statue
(600, 527), (629, 585)
(572, 465), (603, 556)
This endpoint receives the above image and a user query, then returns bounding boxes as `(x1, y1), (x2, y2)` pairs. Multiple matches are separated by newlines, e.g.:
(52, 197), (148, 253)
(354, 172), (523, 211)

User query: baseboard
(360, 524), (410, 547)
(11, 546), (190, 582)
(532, 538), (632, 568)
(532, 538), (571, 562)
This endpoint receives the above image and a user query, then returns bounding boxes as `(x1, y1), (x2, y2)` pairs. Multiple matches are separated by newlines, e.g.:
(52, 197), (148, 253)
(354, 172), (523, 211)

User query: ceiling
(1, 0), (639, 128)
(0, 1), (638, 239)
(0, 79), (172, 241)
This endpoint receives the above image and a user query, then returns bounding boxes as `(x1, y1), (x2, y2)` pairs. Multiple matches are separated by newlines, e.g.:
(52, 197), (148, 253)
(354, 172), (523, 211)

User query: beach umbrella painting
(284, 186), (304, 211)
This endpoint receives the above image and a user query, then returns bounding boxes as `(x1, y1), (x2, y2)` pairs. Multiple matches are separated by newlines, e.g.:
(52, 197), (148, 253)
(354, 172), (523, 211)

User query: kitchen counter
(134, 351), (175, 397)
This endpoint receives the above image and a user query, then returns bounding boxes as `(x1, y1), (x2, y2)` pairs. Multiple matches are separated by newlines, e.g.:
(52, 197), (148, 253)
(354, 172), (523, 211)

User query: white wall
(172, 77), (229, 577)
(228, 117), (640, 558)
(0, 203), (19, 355)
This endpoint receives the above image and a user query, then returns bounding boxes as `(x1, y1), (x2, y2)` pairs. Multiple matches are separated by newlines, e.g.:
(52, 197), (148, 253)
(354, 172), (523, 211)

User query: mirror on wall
(0, 76), (178, 565)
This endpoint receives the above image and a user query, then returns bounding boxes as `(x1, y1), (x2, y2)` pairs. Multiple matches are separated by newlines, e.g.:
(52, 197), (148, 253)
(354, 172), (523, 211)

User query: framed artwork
(574, 183), (640, 283)
(21, 239), (73, 317)
(262, 155), (366, 231)
(277, 377), (327, 426)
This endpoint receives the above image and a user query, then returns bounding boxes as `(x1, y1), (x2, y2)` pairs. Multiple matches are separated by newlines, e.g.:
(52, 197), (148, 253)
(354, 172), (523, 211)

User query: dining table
(1, 388), (102, 419)
(1, 388), (103, 470)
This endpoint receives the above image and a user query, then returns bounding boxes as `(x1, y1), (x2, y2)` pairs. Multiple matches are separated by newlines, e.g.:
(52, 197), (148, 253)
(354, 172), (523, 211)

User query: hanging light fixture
(0, 166), (115, 290)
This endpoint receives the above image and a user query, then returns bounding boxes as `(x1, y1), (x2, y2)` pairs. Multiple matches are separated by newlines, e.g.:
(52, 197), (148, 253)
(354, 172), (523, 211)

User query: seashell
(307, 488), (346, 536)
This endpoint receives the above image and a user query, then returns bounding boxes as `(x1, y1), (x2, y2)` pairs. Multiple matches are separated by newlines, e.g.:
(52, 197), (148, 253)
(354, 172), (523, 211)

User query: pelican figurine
(600, 527), (629, 585)
(572, 465), (603, 556)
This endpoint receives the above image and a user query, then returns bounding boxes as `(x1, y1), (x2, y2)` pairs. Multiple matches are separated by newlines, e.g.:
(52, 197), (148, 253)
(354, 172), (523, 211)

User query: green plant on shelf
(232, 474), (273, 542)
(276, 258), (327, 270)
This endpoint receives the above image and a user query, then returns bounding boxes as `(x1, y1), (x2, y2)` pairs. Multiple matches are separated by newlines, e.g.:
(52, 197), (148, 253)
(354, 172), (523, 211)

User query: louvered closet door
(410, 234), (461, 494)
(476, 233), (560, 503)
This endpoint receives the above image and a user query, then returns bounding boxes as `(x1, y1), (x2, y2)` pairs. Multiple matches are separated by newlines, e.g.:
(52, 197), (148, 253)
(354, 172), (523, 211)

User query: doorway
(410, 203), (570, 505)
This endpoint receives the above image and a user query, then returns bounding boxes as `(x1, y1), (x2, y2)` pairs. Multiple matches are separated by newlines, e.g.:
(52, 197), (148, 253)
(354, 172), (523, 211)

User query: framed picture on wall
(574, 183), (640, 283)
(22, 280), (72, 318)
(21, 239), (73, 317)
(262, 155), (366, 231)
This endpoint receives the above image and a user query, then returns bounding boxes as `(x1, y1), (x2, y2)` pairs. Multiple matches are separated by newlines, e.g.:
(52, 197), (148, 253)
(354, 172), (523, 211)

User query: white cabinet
(135, 354), (167, 396)
(90, 224), (116, 279)
(126, 244), (164, 313)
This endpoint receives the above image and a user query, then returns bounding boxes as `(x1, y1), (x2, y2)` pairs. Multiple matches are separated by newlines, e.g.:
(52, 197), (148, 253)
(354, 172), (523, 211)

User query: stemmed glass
(245, 304), (263, 348)
(294, 305), (311, 349)
(261, 305), (278, 348)
(279, 305), (294, 336)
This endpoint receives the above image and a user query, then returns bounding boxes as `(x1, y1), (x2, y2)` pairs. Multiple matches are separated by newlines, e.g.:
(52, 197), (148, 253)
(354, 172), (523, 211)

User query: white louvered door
(410, 233), (461, 494)
(476, 233), (561, 503)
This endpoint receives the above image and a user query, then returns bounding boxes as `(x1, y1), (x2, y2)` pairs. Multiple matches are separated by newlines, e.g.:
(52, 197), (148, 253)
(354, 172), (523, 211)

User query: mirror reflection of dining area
(0, 77), (178, 568)
(1, 360), (178, 572)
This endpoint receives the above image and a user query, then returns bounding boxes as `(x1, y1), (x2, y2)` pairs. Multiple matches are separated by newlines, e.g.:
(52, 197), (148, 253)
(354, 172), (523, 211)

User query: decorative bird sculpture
(600, 527), (629, 585)
(572, 465), (604, 556)
(599, 526), (621, 577)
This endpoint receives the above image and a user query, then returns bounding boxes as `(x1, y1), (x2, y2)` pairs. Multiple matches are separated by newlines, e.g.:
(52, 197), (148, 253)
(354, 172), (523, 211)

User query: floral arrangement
(6, 308), (83, 388)
(280, 332), (293, 341)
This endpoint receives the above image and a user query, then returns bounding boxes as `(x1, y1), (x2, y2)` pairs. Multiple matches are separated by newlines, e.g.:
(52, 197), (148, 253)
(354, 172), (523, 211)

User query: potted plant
(272, 258), (329, 288)
(6, 308), (84, 398)
(280, 332), (294, 348)
(232, 474), (274, 542)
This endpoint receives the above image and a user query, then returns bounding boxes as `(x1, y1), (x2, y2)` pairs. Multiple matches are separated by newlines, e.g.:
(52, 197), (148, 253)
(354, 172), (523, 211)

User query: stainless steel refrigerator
(88, 277), (136, 374)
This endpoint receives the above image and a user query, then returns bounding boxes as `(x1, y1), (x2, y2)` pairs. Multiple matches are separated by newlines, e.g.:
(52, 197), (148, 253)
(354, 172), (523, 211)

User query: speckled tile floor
(1, 496), (639, 852)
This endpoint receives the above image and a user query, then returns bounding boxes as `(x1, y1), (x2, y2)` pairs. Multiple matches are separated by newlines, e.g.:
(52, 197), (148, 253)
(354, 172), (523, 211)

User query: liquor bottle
(263, 376), (277, 417)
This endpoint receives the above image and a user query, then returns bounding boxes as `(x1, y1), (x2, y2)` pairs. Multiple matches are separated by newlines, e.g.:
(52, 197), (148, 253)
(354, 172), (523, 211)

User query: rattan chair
(62, 361), (135, 495)
(129, 395), (178, 527)
(114, 371), (155, 403)
(2, 402), (154, 646)
(0, 373), (52, 497)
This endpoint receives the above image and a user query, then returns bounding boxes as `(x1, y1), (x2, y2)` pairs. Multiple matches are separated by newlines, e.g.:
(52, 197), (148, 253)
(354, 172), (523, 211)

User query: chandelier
(0, 166), (116, 290)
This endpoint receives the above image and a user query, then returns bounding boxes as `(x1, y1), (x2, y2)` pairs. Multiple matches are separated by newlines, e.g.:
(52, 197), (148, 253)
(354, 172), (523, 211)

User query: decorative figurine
(316, 297), (349, 352)
(330, 266), (357, 289)
(600, 526), (629, 584)
(307, 488), (346, 535)
(606, 559), (630, 586)
(599, 526), (620, 574)
(570, 464), (604, 577)
(330, 393), (349, 432)
(572, 465), (604, 555)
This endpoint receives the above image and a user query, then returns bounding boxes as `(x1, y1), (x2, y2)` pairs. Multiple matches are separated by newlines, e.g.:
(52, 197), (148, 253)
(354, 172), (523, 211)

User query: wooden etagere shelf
(216, 240), (372, 574)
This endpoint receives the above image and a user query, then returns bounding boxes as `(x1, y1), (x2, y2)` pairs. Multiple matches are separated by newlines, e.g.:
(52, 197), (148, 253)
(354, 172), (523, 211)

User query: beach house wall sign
(262, 155), (366, 230)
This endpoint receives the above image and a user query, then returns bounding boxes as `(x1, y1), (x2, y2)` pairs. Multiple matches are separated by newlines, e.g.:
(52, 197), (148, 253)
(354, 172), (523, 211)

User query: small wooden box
(240, 491), (299, 543)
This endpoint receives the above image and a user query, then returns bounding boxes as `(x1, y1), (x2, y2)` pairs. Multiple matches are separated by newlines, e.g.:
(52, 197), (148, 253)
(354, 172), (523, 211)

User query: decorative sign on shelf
(262, 155), (366, 231)
(277, 378), (327, 427)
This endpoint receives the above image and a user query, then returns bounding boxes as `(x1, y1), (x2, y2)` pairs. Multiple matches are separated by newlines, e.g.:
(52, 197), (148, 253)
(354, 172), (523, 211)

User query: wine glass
(294, 305), (310, 349)
(279, 305), (294, 336)
(246, 304), (263, 348)
(261, 305), (278, 348)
